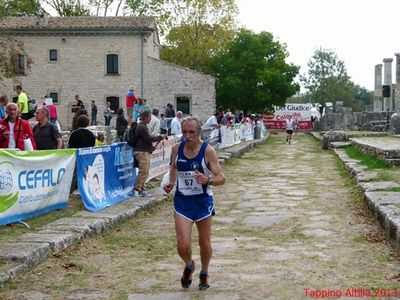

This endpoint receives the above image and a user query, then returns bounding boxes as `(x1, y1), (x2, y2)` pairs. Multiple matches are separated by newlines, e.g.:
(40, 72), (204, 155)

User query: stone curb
(333, 148), (400, 250)
(0, 136), (268, 287)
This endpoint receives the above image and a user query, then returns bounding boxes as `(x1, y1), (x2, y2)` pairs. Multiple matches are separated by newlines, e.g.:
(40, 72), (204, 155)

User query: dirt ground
(1, 134), (399, 300)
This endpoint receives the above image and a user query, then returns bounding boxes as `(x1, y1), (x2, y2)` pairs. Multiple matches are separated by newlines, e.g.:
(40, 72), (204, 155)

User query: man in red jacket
(0, 103), (36, 150)
(126, 85), (137, 125)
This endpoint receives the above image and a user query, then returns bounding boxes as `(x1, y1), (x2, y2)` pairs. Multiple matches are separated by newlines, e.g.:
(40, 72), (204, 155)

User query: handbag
(23, 136), (34, 151)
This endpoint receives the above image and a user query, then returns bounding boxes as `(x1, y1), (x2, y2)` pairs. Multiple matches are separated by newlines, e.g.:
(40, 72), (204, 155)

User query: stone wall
(320, 105), (396, 132)
(2, 32), (215, 129)
(145, 57), (216, 123)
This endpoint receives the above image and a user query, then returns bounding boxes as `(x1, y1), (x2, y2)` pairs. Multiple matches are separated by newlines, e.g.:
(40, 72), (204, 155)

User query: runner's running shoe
(180, 261), (195, 288)
(198, 273), (210, 290)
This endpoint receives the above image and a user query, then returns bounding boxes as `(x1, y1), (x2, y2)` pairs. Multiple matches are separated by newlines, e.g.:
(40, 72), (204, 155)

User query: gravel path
(1, 134), (399, 300)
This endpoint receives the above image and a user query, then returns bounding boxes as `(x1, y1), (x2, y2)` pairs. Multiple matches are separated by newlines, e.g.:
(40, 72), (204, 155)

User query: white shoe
(129, 190), (140, 197)
(140, 191), (151, 197)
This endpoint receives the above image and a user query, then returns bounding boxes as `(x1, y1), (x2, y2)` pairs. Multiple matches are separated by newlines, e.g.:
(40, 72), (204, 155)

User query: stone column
(383, 58), (393, 111)
(374, 64), (383, 112)
(395, 53), (400, 111)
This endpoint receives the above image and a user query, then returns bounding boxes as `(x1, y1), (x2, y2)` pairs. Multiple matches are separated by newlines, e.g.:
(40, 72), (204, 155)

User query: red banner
(263, 104), (312, 130)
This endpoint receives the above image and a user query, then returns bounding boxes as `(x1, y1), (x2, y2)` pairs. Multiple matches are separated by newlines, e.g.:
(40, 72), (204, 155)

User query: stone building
(0, 16), (216, 129)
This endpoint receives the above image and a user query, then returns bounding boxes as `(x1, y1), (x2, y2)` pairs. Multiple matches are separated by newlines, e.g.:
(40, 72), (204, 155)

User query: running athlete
(285, 116), (295, 144)
(163, 116), (225, 290)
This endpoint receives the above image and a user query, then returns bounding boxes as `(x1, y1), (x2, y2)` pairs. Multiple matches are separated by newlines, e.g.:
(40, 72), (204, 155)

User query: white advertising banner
(0, 149), (76, 226)
(148, 136), (180, 181)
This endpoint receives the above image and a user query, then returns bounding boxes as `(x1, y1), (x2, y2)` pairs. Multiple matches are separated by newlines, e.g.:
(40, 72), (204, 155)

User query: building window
(106, 96), (119, 113)
(49, 49), (58, 62)
(49, 92), (59, 103)
(106, 54), (119, 75)
(176, 96), (191, 115)
(17, 54), (25, 75)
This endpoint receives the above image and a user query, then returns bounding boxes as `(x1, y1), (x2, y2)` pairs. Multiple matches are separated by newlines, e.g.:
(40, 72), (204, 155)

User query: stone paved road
(1, 134), (400, 300)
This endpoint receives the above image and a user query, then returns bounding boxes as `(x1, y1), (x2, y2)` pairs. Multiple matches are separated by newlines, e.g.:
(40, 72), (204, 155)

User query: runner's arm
(201, 146), (225, 186)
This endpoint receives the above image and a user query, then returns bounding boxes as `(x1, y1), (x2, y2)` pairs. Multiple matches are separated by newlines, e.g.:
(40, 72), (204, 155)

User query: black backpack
(25, 98), (38, 119)
(127, 122), (138, 147)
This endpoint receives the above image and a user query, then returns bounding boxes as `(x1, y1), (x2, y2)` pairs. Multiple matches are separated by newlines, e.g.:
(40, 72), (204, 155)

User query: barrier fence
(0, 122), (266, 225)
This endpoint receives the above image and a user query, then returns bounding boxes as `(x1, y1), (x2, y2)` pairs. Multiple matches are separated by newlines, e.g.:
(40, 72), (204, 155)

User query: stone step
(330, 141), (351, 148)
(385, 159), (400, 166)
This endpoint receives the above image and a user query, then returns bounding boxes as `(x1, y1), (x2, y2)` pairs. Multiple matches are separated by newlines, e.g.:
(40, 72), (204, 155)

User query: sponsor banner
(77, 143), (135, 212)
(264, 103), (312, 130)
(0, 149), (76, 226)
(148, 136), (180, 181)
(241, 123), (255, 141)
(219, 125), (242, 149)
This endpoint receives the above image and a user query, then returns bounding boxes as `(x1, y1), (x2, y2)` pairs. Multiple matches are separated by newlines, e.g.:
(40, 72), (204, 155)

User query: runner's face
(183, 121), (199, 143)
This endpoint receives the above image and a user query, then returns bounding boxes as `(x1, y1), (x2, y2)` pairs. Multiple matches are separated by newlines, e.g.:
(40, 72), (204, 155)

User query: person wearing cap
(126, 85), (137, 125)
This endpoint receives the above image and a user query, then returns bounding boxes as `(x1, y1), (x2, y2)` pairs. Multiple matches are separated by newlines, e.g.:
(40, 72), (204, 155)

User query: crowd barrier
(0, 122), (266, 225)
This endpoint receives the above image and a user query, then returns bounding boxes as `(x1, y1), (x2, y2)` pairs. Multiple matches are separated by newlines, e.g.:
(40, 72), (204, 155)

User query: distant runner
(286, 116), (295, 144)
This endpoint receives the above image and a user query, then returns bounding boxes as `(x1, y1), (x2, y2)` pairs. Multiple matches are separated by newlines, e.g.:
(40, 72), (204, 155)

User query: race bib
(178, 171), (203, 196)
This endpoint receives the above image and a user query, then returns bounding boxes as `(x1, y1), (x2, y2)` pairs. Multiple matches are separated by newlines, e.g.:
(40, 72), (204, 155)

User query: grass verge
(344, 145), (389, 170)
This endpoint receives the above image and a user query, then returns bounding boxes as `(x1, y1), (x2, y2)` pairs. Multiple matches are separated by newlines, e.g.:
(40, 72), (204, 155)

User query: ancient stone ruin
(319, 54), (400, 134)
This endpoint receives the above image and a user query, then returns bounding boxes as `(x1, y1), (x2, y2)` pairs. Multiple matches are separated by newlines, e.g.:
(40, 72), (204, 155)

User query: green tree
(0, 37), (32, 84)
(89, 0), (123, 16)
(209, 28), (299, 114)
(43, 0), (90, 16)
(0, 0), (41, 17)
(125, 0), (236, 36)
(161, 22), (236, 73)
(126, 0), (237, 72)
(301, 48), (373, 111)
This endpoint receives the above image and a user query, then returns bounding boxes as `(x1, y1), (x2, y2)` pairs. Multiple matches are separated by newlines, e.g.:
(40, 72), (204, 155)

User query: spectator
(103, 102), (112, 126)
(33, 106), (62, 150)
(216, 106), (224, 124)
(115, 107), (128, 142)
(91, 100), (98, 126)
(236, 110), (244, 123)
(68, 115), (96, 148)
(15, 85), (30, 120)
(126, 85), (137, 125)
(68, 114), (95, 193)
(131, 110), (167, 197)
(148, 108), (161, 136)
(171, 111), (183, 136)
(160, 113), (168, 134)
(0, 95), (8, 119)
(43, 96), (59, 130)
(71, 108), (89, 131)
(0, 102), (36, 150)
(73, 95), (84, 112)
(222, 111), (234, 126)
(133, 98), (146, 122)
(202, 112), (220, 130)
(95, 132), (105, 146)
(165, 103), (176, 118)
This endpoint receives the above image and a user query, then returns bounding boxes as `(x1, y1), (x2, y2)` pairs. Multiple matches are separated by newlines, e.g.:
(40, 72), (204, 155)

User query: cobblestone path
(1, 134), (399, 300)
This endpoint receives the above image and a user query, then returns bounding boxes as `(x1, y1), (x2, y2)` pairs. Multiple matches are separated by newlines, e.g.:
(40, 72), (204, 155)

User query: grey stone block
(0, 242), (50, 266)
(358, 181), (400, 192)
(14, 232), (75, 253)
(356, 171), (378, 182)
(364, 192), (400, 214)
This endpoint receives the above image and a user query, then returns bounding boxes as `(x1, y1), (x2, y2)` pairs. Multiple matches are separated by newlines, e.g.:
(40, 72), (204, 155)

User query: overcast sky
(236, 0), (400, 91)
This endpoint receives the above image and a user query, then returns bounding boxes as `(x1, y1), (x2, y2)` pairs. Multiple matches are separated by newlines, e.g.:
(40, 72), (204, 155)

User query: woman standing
(103, 102), (112, 126)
